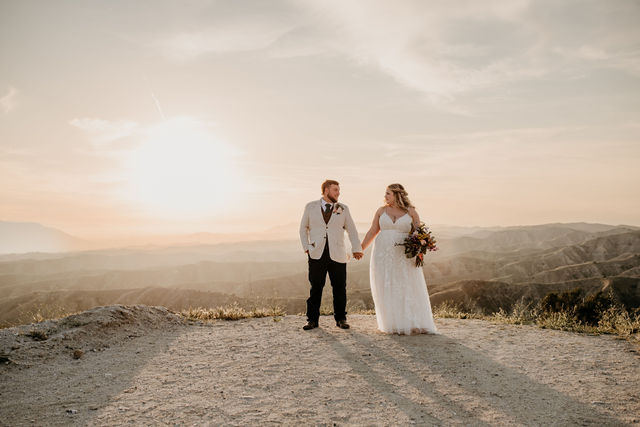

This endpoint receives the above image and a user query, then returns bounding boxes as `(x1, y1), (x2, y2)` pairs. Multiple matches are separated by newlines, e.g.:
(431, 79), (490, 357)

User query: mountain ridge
(1, 222), (638, 327)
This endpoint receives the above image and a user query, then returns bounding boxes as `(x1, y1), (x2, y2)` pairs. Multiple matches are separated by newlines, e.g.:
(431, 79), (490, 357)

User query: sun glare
(122, 117), (240, 218)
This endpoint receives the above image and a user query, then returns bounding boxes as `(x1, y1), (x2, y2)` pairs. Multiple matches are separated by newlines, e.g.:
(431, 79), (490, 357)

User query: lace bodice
(379, 211), (412, 233)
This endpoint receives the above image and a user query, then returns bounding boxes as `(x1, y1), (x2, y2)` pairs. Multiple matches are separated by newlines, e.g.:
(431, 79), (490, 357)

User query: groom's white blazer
(299, 199), (362, 263)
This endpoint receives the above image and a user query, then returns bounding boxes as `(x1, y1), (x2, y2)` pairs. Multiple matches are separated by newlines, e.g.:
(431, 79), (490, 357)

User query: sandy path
(1, 313), (639, 426)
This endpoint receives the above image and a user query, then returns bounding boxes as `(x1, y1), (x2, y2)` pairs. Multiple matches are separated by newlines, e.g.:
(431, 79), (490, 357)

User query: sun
(122, 117), (240, 218)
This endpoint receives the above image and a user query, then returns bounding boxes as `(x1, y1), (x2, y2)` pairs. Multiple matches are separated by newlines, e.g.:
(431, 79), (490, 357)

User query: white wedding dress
(369, 212), (438, 335)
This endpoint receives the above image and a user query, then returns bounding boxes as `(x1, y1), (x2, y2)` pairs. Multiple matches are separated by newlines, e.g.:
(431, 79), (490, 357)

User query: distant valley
(1, 222), (639, 327)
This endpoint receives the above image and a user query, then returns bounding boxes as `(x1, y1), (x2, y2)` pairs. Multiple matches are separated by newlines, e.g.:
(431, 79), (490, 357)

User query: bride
(361, 184), (438, 335)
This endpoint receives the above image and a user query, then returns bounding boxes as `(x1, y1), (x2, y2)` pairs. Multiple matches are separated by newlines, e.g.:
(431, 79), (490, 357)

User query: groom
(299, 180), (363, 330)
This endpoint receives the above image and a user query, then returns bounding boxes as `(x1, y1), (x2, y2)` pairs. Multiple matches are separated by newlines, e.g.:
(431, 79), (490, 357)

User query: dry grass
(0, 303), (80, 329)
(180, 302), (285, 321)
(433, 299), (640, 345)
(5, 294), (638, 347)
(432, 301), (484, 320)
(295, 302), (376, 317)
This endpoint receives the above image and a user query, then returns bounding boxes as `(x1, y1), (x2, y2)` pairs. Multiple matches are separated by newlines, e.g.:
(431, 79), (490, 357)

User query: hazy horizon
(2, 219), (638, 254)
(2, 1), (639, 238)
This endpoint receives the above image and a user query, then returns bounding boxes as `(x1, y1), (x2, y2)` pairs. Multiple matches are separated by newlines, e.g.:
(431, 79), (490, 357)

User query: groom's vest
(322, 206), (332, 253)
(322, 205), (332, 224)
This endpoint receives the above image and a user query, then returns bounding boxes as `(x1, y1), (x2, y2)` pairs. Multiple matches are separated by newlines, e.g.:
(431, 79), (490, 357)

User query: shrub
(539, 288), (582, 314)
(576, 291), (616, 325)
(539, 288), (617, 326)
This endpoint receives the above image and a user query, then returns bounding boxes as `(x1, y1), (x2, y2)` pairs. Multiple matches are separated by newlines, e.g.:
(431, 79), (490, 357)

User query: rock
(65, 409), (77, 415)
(26, 330), (48, 341)
(72, 349), (84, 359)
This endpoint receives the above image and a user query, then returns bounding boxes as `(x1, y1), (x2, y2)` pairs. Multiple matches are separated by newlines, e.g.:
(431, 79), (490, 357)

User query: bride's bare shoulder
(375, 206), (386, 216)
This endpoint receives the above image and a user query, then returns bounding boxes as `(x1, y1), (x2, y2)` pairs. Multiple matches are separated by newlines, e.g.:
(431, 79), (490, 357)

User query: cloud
(156, 15), (296, 60)
(148, 0), (640, 102)
(151, 1), (535, 98)
(69, 118), (138, 146)
(284, 0), (539, 100)
(0, 86), (18, 113)
(293, 0), (640, 99)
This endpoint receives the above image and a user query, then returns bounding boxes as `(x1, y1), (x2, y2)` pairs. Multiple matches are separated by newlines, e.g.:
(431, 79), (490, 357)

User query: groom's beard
(327, 195), (338, 203)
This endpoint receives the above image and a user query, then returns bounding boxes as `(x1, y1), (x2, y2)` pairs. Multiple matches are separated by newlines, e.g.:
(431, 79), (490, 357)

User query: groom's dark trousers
(306, 240), (347, 323)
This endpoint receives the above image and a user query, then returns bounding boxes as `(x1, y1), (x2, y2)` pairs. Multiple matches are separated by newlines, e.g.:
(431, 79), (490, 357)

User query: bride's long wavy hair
(386, 183), (414, 212)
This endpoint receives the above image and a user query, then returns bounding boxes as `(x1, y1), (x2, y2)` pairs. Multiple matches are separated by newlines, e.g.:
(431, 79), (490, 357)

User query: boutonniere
(333, 204), (344, 215)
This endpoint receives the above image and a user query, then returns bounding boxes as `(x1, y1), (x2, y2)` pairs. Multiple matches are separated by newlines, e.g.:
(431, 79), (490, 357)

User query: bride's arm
(408, 207), (421, 229)
(361, 207), (384, 251)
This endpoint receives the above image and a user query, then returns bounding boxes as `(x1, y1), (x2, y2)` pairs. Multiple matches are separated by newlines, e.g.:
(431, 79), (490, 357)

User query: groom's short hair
(321, 179), (339, 194)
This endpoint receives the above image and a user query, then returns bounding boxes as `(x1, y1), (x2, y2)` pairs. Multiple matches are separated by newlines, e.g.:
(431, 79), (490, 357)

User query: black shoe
(303, 321), (318, 330)
(336, 320), (350, 329)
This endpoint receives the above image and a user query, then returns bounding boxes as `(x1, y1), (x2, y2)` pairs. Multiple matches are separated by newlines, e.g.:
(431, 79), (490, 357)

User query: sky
(1, 0), (639, 239)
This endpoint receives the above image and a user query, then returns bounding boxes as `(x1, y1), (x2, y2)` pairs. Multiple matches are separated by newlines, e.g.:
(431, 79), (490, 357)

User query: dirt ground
(1, 305), (639, 426)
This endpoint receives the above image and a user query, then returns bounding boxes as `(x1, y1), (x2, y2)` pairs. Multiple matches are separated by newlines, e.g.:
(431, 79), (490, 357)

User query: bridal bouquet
(396, 223), (438, 267)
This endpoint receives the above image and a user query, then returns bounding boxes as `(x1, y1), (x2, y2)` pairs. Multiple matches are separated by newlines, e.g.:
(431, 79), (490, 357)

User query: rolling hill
(0, 222), (638, 327)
